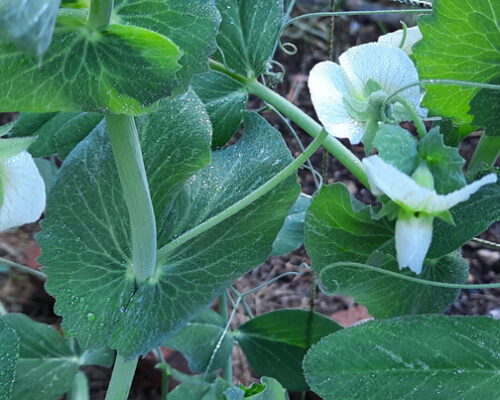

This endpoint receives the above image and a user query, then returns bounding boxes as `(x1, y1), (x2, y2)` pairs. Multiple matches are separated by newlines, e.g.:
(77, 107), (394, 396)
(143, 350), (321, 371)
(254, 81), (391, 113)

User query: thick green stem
(246, 79), (369, 188)
(395, 95), (427, 139)
(106, 114), (157, 284)
(88, 0), (114, 30)
(69, 371), (90, 400)
(209, 60), (369, 188)
(105, 354), (138, 400)
(469, 134), (500, 172)
(218, 294), (232, 382)
(157, 129), (328, 262)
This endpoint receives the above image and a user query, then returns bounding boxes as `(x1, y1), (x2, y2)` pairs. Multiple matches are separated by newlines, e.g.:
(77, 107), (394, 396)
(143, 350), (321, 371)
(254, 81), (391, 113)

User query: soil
(0, 1), (498, 399)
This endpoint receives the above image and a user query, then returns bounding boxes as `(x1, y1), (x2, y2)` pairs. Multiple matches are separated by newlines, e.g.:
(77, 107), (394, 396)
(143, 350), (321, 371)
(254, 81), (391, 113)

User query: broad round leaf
(0, 11), (182, 114)
(304, 315), (500, 400)
(235, 309), (341, 391)
(414, 0), (500, 124)
(0, 319), (19, 400)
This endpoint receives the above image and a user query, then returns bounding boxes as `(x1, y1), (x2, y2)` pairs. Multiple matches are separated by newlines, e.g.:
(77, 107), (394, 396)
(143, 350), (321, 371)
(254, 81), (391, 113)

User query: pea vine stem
(105, 355), (139, 400)
(157, 128), (328, 263)
(88, 0), (114, 30)
(208, 60), (369, 189)
(106, 114), (157, 285)
(469, 134), (500, 172)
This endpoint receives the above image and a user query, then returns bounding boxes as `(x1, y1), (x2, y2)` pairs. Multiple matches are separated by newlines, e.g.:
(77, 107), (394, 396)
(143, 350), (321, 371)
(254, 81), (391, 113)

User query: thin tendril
(0, 256), (47, 279)
(318, 262), (500, 293)
(398, 22), (408, 49)
(383, 79), (500, 110)
(270, 105), (321, 190)
(278, 9), (432, 55)
(471, 237), (500, 250)
(203, 296), (241, 377)
(388, 0), (433, 9)
(264, 59), (286, 84)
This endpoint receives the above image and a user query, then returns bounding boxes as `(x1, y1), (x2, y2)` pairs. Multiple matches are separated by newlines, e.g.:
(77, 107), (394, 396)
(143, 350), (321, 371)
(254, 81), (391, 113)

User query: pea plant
(0, 0), (499, 399)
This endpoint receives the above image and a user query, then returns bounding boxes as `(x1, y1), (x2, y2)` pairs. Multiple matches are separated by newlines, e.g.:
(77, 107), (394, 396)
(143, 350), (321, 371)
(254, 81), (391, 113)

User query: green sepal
(363, 79), (383, 97)
(436, 209), (454, 225)
(418, 127), (466, 194)
(373, 124), (418, 175)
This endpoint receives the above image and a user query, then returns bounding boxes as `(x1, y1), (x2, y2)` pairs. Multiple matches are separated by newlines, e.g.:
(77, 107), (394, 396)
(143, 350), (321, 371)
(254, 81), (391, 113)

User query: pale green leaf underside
(113, 0), (221, 87)
(0, 11), (181, 114)
(40, 92), (299, 357)
(164, 309), (233, 373)
(304, 315), (500, 400)
(0, 0), (60, 56)
(414, 0), (500, 124)
(271, 193), (311, 256)
(1, 314), (79, 400)
(0, 319), (19, 400)
(215, 0), (283, 78)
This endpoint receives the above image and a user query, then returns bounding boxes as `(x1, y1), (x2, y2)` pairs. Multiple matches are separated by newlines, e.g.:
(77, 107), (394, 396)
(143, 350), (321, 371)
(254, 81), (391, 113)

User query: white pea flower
(0, 138), (46, 231)
(378, 26), (422, 55)
(362, 155), (497, 274)
(308, 42), (425, 145)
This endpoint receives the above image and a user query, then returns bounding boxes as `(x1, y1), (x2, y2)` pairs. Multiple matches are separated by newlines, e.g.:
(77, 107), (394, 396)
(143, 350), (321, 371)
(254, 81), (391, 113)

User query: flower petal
(395, 213), (433, 274)
(378, 26), (423, 55)
(308, 61), (365, 144)
(0, 151), (46, 231)
(339, 43), (422, 110)
(363, 155), (436, 209)
(363, 156), (498, 213)
(429, 173), (498, 212)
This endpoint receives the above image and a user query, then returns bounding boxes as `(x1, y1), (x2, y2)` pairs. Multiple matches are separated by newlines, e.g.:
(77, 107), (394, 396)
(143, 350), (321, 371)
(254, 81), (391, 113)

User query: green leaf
(0, 0), (61, 56)
(304, 315), (500, 400)
(1, 313), (79, 400)
(113, 0), (221, 87)
(40, 95), (299, 358)
(235, 309), (341, 391)
(244, 377), (286, 400)
(373, 124), (418, 175)
(34, 158), (57, 196)
(470, 77), (500, 137)
(166, 373), (216, 400)
(10, 112), (102, 158)
(164, 309), (233, 373)
(0, 319), (19, 400)
(320, 247), (468, 319)
(0, 11), (181, 114)
(215, 0), (284, 78)
(272, 193), (311, 256)
(192, 70), (248, 148)
(414, 0), (500, 124)
(429, 173), (500, 258)
(432, 119), (474, 147)
(418, 127), (466, 194)
(305, 184), (468, 318)
(305, 183), (394, 265)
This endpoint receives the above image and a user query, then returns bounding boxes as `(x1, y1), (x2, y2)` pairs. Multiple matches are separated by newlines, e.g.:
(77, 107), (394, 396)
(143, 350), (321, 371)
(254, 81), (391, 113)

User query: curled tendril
(381, 79), (500, 123)
(281, 41), (298, 56)
(264, 59), (286, 85)
(277, 9), (432, 57)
